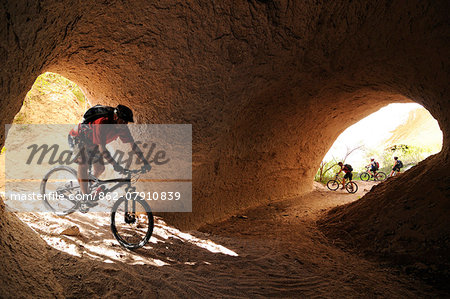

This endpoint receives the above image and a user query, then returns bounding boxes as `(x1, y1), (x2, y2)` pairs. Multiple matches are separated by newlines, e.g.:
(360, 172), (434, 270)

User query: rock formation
(0, 0), (448, 295)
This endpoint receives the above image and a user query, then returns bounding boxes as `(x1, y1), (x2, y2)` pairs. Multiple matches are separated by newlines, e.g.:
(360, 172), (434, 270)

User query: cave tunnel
(0, 0), (449, 297)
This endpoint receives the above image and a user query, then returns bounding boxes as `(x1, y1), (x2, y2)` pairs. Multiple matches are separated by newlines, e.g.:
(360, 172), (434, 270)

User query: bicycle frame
(365, 166), (377, 175)
(334, 175), (351, 186)
(87, 162), (140, 198)
(334, 176), (343, 186)
(98, 176), (137, 213)
(93, 177), (133, 193)
(327, 174), (358, 193)
(361, 166), (387, 181)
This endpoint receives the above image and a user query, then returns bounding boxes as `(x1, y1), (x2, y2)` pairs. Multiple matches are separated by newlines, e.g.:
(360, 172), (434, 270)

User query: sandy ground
(4, 181), (445, 298)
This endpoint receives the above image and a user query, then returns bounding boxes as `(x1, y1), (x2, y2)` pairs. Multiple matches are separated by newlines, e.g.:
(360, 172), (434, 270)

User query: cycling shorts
(68, 134), (103, 164)
(344, 172), (353, 180)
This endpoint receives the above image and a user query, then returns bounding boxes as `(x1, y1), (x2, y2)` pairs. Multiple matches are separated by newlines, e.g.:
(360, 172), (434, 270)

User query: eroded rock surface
(0, 0), (449, 294)
(0, 200), (64, 298)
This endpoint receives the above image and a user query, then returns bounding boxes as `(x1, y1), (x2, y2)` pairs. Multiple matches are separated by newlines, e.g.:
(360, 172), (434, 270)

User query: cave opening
(12, 72), (89, 125)
(1, 72), (237, 268)
(1, 72), (88, 196)
(316, 102), (443, 183)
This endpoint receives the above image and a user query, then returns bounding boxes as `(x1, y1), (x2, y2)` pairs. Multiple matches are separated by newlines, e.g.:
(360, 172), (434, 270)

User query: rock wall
(0, 0), (448, 230)
(1, 0), (448, 293)
(0, 200), (64, 297)
(320, 153), (450, 286)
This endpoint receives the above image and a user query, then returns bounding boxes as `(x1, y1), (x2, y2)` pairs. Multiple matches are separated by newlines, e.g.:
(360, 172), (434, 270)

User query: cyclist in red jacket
(68, 105), (151, 197)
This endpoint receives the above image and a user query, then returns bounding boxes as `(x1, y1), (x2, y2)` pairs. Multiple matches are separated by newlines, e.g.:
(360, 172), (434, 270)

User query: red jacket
(69, 117), (133, 146)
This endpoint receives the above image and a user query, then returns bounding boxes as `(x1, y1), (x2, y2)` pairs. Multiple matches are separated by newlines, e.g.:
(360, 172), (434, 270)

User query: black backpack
(82, 105), (115, 124)
(397, 160), (403, 168)
(344, 164), (353, 171)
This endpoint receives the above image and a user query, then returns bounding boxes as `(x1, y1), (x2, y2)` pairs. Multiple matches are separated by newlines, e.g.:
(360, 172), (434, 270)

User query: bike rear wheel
(375, 172), (387, 181)
(41, 166), (79, 215)
(345, 182), (358, 193)
(327, 180), (339, 191)
(360, 172), (370, 181)
(111, 197), (154, 250)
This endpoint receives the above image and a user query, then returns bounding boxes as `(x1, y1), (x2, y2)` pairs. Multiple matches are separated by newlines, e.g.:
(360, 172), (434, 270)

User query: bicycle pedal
(79, 203), (90, 213)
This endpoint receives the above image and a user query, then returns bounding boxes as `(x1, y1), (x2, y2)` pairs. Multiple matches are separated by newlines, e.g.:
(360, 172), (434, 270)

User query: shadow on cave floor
(12, 181), (446, 298)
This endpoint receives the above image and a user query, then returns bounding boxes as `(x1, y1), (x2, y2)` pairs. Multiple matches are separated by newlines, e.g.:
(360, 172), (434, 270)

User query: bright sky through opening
(324, 103), (441, 168)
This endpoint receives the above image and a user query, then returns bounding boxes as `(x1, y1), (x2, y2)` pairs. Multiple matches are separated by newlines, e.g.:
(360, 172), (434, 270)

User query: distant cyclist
(337, 162), (353, 189)
(389, 156), (403, 177)
(68, 105), (151, 198)
(366, 158), (380, 177)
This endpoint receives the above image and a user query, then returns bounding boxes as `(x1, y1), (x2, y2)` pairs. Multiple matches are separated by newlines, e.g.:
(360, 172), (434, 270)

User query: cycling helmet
(370, 158), (374, 161)
(115, 105), (134, 122)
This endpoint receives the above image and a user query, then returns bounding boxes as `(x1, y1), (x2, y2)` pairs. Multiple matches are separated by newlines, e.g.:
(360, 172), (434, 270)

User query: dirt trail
(9, 181), (445, 298)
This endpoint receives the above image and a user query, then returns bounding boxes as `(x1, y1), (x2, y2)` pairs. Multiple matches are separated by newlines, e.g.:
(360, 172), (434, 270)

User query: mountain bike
(360, 166), (387, 181)
(327, 175), (358, 193)
(40, 166), (153, 250)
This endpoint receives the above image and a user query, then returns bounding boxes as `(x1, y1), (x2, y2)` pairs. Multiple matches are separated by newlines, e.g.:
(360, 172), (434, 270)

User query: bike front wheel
(327, 180), (339, 191)
(41, 166), (80, 215)
(360, 172), (370, 181)
(375, 172), (387, 181)
(345, 182), (358, 193)
(111, 197), (154, 250)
